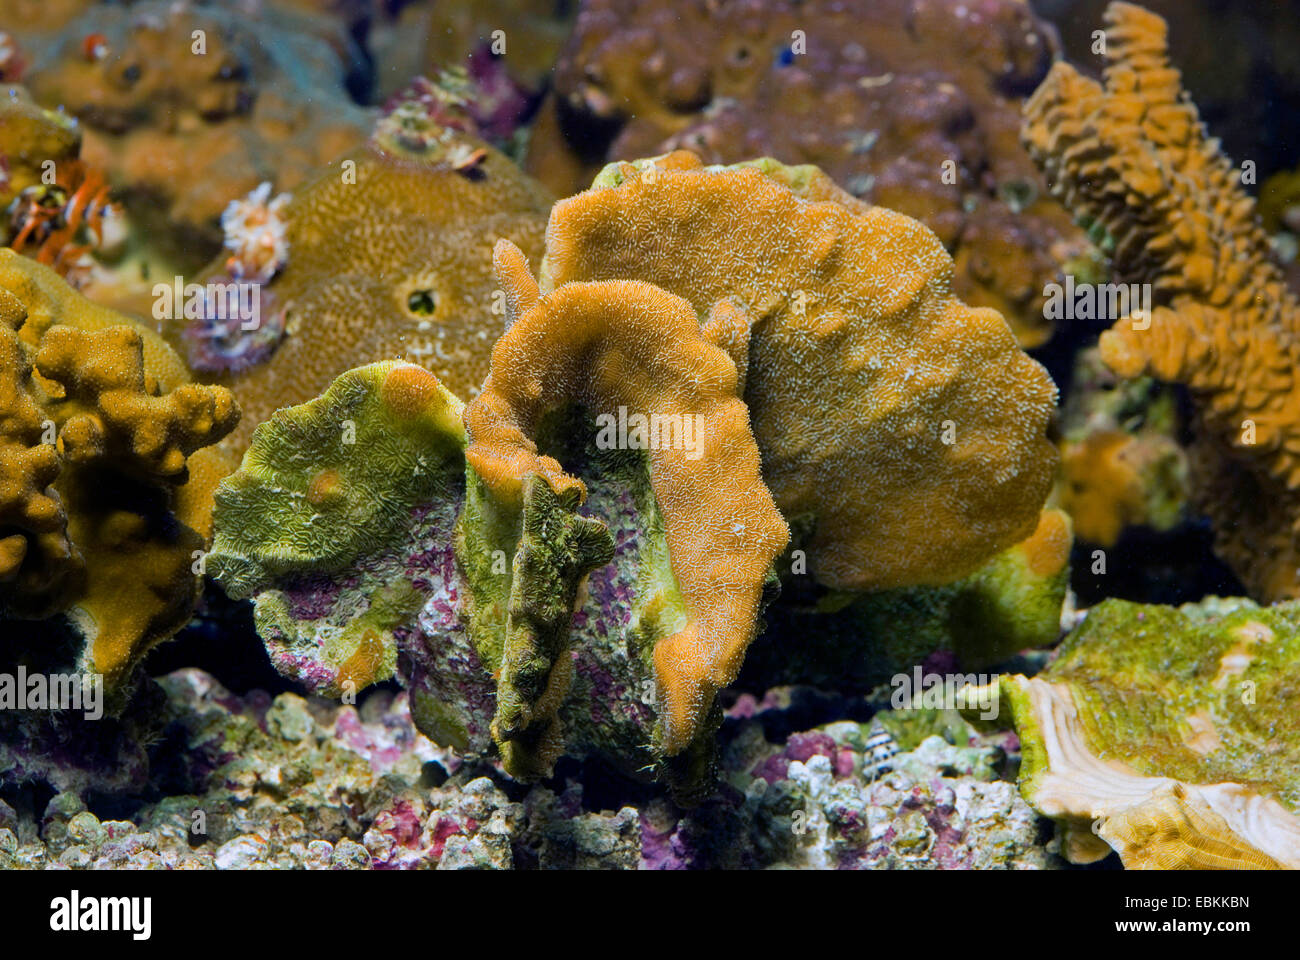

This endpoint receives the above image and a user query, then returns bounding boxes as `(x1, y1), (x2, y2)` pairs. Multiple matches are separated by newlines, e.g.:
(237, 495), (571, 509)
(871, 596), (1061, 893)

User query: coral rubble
(0, 668), (1057, 870)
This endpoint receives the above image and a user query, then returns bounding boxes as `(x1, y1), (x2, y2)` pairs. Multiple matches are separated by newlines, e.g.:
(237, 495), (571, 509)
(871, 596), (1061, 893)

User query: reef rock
(964, 596), (1300, 869)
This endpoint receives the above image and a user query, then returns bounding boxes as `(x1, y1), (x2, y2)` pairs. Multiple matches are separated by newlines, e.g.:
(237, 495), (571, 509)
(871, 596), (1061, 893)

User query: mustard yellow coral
(205, 111), (552, 459)
(541, 152), (1058, 592)
(1023, 1), (1300, 599)
(0, 250), (238, 691)
(466, 239), (789, 755)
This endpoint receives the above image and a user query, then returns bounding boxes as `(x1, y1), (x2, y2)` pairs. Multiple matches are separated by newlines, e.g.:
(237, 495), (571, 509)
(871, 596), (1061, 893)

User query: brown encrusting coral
(526, 0), (1090, 346)
(20, 0), (368, 266)
(197, 78), (553, 459)
(1023, 1), (1300, 600)
(466, 239), (789, 756)
(0, 250), (238, 692)
(543, 152), (1059, 592)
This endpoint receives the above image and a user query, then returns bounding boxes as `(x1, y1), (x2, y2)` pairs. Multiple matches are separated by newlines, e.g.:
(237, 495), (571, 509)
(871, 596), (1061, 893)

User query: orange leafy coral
(1023, 1), (1300, 599)
(542, 152), (1058, 592)
(466, 239), (789, 754)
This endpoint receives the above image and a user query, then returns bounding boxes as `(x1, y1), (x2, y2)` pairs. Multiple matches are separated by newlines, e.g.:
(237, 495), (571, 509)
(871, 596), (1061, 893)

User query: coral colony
(0, 0), (1297, 879)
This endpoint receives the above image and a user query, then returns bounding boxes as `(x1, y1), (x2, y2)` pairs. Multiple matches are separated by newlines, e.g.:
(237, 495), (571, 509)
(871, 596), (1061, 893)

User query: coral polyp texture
(1023, 1), (1300, 600)
(466, 239), (789, 759)
(542, 152), (1059, 592)
(964, 597), (1300, 869)
(197, 78), (553, 459)
(526, 0), (1090, 346)
(209, 285), (785, 795)
(0, 251), (238, 693)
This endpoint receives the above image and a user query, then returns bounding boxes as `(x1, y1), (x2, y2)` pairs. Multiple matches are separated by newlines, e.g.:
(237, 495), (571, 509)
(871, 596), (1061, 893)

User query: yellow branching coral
(466, 239), (789, 755)
(0, 251), (238, 692)
(1023, 1), (1300, 599)
(541, 152), (1058, 591)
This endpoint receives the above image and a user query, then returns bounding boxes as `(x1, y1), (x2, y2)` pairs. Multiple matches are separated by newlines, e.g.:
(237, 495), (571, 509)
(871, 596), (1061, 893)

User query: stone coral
(0, 250), (238, 693)
(197, 80), (553, 458)
(963, 596), (1300, 869)
(466, 239), (789, 759)
(1056, 348), (1188, 547)
(527, 0), (1090, 346)
(210, 302), (785, 794)
(542, 152), (1059, 592)
(207, 361), (467, 693)
(1023, 1), (1300, 600)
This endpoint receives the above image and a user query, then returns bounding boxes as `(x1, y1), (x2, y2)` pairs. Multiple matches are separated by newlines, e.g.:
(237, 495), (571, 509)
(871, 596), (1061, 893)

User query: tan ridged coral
(997, 676), (1298, 869)
(199, 92), (552, 459)
(1023, 1), (1300, 599)
(0, 250), (238, 691)
(466, 240), (789, 755)
(541, 152), (1058, 592)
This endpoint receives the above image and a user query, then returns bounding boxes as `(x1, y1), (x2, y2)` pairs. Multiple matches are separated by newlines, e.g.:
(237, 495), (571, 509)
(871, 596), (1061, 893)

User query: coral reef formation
(964, 596), (1300, 869)
(527, 0), (1090, 345)
(19, 0), (369, 265)
(197, 78), (552, 458)
(1023, 1), (1300, 600)
(0, 668), (1057, 869)
(206, 151), (1064, 794)
(0, 251), (238, 693)
(542, 152), (1058, 591)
